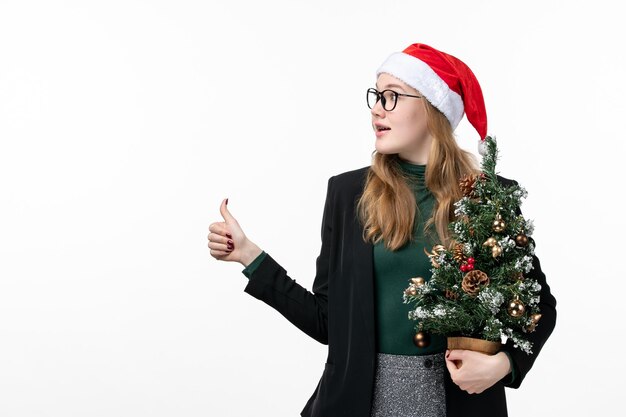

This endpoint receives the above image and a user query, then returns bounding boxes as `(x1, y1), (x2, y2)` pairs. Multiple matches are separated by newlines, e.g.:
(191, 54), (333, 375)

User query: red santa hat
(376, 43), (489, 154)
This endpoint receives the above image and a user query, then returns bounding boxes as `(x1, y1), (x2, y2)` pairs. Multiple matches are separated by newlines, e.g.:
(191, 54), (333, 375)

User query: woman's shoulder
(495, 173), (520, 187)
(329, 165), (370, 192)
(325, 166), (520, 191)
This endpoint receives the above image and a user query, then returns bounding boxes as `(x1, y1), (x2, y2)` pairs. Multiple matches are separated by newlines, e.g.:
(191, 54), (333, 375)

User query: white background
(0, 1), (622, 416)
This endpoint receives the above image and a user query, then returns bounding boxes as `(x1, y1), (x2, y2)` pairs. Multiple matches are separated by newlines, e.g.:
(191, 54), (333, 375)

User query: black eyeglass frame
(366, 87), (423, 111)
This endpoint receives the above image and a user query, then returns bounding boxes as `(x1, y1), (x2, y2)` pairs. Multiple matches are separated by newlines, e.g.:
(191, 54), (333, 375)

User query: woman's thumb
(220, 198), (236, 223)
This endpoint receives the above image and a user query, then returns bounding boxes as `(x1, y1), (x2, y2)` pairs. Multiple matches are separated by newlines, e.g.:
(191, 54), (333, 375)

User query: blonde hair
(356, 99), (481, 251)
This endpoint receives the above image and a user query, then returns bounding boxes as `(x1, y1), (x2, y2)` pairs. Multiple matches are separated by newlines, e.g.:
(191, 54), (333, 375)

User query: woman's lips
(375, 128), (391, 138)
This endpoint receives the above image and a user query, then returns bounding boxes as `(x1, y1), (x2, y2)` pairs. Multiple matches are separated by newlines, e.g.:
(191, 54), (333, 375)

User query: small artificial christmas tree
(403, 136), (542, 355)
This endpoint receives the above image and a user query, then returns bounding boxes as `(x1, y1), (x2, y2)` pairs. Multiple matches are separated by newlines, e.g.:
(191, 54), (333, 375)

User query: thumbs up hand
(208, 198), (262, 266)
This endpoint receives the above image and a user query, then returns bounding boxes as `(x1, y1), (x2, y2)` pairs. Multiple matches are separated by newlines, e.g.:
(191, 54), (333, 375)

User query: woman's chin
(374, 141), (397, 154)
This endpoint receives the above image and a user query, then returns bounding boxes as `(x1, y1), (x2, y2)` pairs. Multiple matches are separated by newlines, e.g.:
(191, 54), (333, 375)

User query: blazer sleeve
(241, 175), (335, 345)
(500, 182), (558, 389)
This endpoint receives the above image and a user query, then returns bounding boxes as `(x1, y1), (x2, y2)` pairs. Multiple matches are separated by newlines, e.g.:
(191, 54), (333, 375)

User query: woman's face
(371, 73), (431, 164)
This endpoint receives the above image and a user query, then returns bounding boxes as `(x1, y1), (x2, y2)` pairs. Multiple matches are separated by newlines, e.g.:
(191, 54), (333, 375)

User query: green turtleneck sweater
(372, 159), (446, 355)
(241, 161), (516, 383)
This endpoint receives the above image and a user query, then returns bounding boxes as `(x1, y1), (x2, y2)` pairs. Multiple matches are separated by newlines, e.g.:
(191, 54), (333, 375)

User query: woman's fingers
(445, 349), (501, 394)
(207, 231), (232, 246)
(208, 239), (233, 252)
(210, 247), (233, 259)
(446, 349), (464, 370)
(446, 349), (464, 362)
(207, 226), (235, 260)
(211, 199), (242, 240)
(208, 221), (230, 237)
(445, 356), (458, 376)
(208, 198), (250, 263)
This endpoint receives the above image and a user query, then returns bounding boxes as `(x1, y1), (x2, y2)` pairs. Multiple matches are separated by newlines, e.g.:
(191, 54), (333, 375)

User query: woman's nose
(371, 99), (385, 117)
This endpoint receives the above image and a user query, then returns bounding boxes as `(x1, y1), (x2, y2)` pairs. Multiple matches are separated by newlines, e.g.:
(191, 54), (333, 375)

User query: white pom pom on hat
(375, 43), (489, 154)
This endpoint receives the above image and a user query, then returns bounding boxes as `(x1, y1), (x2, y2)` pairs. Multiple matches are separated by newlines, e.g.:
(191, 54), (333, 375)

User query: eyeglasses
(366, 88), (423, 111)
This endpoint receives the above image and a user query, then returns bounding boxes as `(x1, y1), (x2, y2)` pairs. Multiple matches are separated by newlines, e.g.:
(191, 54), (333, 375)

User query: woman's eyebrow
(375, 83), (406, 91)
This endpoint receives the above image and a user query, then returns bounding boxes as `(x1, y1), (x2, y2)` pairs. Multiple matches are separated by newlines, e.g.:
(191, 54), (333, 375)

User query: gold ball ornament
(526, 313), (542, 332)
(515, 233), (529, 247)
(433, 244), (446, 253)
(404, 286), (417, 296)
(483, 237), (497, 247)
(411, 277), (425, 287)
(491, 244), (503, 258)
(424, 245), (446, 268)
(492, 213), (506, 233)
(507, 297), (526, 317)
(413, 331), (431, 348)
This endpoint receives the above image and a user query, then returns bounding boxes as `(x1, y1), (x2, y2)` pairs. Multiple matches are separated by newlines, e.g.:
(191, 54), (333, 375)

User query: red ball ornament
(460, 264), (468, 272)
(467, 257), (475, 264)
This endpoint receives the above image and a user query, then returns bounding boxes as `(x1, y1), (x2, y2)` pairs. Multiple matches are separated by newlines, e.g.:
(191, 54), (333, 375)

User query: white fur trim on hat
(376, 52), (464, 129)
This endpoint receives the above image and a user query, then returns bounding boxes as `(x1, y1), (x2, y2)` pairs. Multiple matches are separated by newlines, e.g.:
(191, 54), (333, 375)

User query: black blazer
(244, 165), (557, 417)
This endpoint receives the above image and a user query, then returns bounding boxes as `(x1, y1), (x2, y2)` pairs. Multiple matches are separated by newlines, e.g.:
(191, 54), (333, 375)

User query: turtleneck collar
(397, 157), (426, 178)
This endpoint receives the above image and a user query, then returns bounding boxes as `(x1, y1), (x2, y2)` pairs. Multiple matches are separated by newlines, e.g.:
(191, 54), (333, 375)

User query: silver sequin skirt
(370, 352), (447, 417)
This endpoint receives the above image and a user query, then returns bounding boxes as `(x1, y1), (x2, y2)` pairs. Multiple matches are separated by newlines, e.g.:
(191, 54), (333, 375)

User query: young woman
(208, 43), (557, 417)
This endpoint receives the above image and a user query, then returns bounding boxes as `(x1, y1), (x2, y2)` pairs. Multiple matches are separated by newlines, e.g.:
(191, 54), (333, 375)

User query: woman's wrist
(494, 351), (512, 378)
(240, 240), (263, 267)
